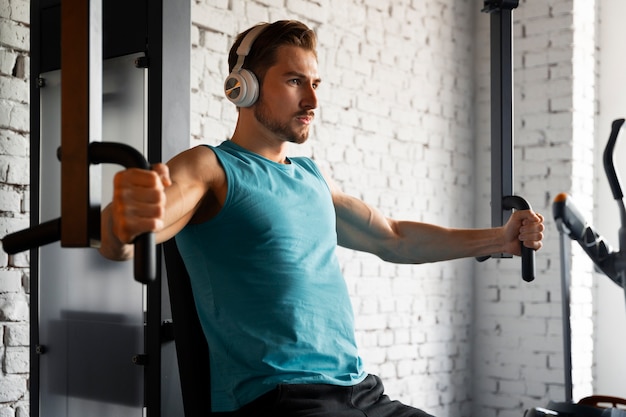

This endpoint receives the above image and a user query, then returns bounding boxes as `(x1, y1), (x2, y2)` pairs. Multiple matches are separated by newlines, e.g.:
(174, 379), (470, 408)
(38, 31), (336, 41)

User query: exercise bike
(525, 119), (626, 416)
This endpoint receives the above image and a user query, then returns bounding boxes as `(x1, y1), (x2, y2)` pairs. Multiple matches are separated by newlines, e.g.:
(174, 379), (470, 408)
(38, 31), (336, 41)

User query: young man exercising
(100, 20), (544, 416)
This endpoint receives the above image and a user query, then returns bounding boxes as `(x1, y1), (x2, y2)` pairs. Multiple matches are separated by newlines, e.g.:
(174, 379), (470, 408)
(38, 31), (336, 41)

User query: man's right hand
(110, 163), (172, 245)
(100, 163), (171, 261)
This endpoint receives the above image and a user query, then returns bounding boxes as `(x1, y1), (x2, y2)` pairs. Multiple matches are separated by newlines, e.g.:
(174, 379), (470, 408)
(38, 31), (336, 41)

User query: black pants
(213, 374), (435, 417)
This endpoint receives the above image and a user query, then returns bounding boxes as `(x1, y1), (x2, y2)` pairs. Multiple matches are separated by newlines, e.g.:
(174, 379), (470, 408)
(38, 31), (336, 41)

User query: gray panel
(38, 54), (146, 416)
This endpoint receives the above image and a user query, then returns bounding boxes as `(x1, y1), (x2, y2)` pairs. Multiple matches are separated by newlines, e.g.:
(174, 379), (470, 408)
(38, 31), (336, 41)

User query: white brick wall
(0, 0), (609, 416)
(0, 0), (31, 416)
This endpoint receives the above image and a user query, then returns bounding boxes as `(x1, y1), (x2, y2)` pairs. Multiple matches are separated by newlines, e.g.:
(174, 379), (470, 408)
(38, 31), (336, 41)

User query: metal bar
(482, 0), (518, 259)
(558, 229), (574, 402)
(146, 2), (163, 413)
(60, 0), (102, 247)
(30, 1), (42, 414)
(490, 8), (514, 232)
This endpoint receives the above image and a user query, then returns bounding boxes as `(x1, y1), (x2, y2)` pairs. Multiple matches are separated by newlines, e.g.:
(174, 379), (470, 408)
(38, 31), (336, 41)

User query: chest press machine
(1, 1), (544, 416)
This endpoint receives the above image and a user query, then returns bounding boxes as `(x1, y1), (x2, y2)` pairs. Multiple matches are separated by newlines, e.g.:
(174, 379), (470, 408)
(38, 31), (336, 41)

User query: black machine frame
(480, 0), (536, 282)
(13, 0), (192, 415)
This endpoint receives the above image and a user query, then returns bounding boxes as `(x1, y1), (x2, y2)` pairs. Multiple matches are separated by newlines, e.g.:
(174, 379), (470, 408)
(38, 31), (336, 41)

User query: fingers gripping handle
(503, 195), (535, 282)
(89, 142), (156, 284)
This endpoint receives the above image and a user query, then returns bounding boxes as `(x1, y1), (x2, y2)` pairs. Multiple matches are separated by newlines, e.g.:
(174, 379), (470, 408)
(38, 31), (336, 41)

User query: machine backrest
(163, 238), (212, 416)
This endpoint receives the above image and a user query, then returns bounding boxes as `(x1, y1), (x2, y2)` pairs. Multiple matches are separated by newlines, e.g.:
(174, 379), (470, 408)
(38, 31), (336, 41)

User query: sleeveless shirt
(175, 141), (366, 412)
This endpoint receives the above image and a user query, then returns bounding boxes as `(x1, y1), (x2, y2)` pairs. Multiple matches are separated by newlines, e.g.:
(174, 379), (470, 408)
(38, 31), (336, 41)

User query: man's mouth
(296, 112), (314, 125)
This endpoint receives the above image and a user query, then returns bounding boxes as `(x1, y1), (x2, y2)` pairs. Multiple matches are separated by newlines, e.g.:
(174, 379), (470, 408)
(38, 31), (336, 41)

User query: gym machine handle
(2, 219), (61, 255)
(476, 195), (536, 282)
(89, 142), (156, 284)
(480, 1), (536, 283)
(2, 142), (156, 285)
(503, 195), (536, 282)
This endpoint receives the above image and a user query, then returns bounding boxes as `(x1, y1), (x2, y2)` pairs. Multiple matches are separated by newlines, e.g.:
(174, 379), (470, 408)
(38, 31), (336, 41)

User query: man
(100, 20), (544, 416)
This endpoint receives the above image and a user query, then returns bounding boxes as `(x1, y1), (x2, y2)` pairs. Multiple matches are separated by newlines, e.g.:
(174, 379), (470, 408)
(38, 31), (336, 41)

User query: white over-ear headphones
(224, 23), (270, 107)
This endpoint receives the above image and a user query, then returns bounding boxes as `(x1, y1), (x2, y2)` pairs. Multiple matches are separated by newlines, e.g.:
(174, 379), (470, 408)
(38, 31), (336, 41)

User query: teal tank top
(175, 141), (366, 412)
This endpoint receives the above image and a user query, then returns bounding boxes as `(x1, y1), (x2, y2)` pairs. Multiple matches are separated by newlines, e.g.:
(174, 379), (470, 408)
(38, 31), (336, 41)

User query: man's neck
(230, 118), (290, 164)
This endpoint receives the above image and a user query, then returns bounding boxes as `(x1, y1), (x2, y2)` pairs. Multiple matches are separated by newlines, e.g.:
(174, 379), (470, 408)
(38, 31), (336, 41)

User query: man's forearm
(381, 221), (505, 264)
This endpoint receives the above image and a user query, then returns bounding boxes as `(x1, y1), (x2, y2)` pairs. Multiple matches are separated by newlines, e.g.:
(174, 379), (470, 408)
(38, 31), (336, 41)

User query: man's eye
(289, 79), (301, 85)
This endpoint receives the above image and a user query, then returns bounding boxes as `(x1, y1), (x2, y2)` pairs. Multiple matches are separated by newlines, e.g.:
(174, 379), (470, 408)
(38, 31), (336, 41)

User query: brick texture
(0, 0), (31, 415)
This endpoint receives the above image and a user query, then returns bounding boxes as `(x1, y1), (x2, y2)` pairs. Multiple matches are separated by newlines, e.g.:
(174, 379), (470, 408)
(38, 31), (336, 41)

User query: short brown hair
(228, 20), (317, 86)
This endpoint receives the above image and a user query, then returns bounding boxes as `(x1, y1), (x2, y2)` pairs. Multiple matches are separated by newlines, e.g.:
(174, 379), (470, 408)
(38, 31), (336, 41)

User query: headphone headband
(232, 23), (270, 73)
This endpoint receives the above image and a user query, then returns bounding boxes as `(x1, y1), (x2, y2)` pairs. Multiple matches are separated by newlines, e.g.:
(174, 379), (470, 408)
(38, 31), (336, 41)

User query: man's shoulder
(168, 144), (226, 188)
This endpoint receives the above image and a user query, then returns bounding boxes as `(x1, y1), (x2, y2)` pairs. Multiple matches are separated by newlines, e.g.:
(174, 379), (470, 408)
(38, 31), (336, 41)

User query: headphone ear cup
(224, 69), (259, 108)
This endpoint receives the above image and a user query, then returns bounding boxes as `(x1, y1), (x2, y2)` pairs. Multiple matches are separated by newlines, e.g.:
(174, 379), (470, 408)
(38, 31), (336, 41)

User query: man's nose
(301, 83), (318, 109)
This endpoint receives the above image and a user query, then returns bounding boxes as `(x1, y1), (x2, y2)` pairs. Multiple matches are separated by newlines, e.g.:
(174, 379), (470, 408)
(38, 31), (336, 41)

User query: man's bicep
(333, 193), (396, 253)
(159, 146), (224, 239)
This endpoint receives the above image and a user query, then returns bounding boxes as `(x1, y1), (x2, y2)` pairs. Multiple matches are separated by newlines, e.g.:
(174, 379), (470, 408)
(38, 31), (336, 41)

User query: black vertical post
(481, 1), (535, 281)
(29, 1), (42, 415)
(483, 0), (518, 256)
(145, 0), (163, 412)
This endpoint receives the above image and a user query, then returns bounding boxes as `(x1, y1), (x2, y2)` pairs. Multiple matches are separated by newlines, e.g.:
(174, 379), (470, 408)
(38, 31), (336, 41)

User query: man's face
(253, 46), (321, 144)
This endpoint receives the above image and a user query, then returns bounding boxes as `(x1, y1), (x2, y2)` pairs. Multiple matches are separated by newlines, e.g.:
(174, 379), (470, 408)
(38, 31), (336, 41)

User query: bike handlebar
(604, 119), (625, 201)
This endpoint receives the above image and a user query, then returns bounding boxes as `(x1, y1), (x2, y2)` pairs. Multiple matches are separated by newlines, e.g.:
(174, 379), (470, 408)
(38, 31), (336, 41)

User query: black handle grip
(89, 142), (155, 284)
(603, 119), (625, 201)
(503, 195), (535, 282)
(2, 219), (62, 255)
